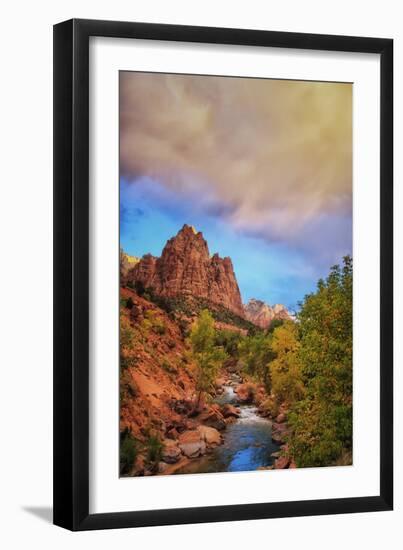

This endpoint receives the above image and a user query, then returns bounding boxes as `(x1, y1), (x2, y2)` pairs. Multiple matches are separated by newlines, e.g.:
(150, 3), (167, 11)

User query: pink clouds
(120, 72), (352, 245)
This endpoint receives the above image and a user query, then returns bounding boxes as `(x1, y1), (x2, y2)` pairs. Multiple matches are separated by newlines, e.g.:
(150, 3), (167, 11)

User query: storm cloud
(120, 72), (352, 264)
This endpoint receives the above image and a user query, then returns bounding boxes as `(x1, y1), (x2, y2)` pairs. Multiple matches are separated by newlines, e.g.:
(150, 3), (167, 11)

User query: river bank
(128, 361), (295, 476)
(174, 384), (280, 474)
(167, 370), (295, 475)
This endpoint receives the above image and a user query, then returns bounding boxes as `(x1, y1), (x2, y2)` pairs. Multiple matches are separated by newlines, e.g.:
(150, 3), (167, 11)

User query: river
(175, 385), (280, 474)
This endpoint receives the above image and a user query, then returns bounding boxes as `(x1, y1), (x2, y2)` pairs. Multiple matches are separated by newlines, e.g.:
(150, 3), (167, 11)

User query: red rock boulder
(178, 430), (206, 458)
(274, 455), (290, 469)
(235, 383), (257, 404)
(198, 405), (227, 430)
(221, 404), (241, 418)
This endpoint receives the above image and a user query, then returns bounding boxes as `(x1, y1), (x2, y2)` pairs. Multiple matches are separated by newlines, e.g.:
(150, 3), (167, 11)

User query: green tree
(267, 318), (285, 334)
(288, 256), (353, 467)
(214, 329), (244, 358)
(270, 321), (304, 404)
(190, 310), (227, 409)
(238, 333), (274, 392)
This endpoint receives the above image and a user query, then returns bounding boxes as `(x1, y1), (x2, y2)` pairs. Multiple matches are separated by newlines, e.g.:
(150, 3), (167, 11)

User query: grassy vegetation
(146, 434), (163, 465)
(127, 281), (258, 333)
(161, 359), (178, 375)
(120, 428), (164, 475)
(120, 430), (138, 475)
(120, 315), (137, 370)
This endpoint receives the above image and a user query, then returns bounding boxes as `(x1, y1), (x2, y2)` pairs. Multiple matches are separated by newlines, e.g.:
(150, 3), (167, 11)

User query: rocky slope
(126, 224), (244, 317)
(120, 287), (198, 442)
(120, 285), (298, 475)
(120, 287), (256, 475)
(244, 298), (291, 329)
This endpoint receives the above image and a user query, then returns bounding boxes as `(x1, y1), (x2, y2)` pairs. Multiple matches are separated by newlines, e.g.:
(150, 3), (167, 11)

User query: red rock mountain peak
(126, 224), (244, 317)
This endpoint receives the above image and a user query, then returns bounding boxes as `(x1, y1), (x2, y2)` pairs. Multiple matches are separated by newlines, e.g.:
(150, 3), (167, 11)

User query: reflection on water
(175, 386), (279, 475)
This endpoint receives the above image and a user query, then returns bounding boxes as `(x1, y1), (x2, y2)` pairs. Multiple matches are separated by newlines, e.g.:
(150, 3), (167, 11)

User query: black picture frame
(53, 18), (393, 531)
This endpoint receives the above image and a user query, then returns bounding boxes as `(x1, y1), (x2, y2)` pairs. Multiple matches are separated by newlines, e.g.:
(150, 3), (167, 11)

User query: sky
(120, 72), (352, 310)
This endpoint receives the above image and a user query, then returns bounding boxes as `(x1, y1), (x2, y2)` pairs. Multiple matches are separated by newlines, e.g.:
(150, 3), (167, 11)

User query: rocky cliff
(244, 298), (291, 329)
(126, 224), (244, 317)
(120, 249), (140, 281)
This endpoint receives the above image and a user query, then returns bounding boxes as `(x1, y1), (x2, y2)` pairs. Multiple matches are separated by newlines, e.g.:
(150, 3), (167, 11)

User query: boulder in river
(178, 430), (207, 458)
(272, 422), (289, 434)
(235, 383), (257, 404)
(215, 377), (226, 389)
(271, 423), (289, 444)
(197, 425), (222, 447)
(198, 405), (227, 430)
(227, 364), (238, 373)
(276, 412), (287, 423)
(272, 432), (284, 444)
(221, 403), (240, 418)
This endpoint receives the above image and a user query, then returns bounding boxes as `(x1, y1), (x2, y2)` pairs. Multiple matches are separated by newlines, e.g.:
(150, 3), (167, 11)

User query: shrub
(120, 315), (135, 369)
(120, 370), (138, 398)
(161, 360), (177, 375)
(140, 311), (155, 334)
(120, 430), (138, 475)
(178, 319), (190, 338)
(146, 435), (163, 464)
(259, 396), (279, 418)
(142, 310), (166, 335)
(153, 321), (166, 335)
(134, 280), (145, 296)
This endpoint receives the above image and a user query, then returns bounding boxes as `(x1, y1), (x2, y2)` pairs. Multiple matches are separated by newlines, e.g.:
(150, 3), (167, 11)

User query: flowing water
(175, 385), (280, 474)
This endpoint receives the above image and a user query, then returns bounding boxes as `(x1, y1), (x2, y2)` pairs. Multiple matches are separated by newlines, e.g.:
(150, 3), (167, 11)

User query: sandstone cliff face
(120, 249), (140, 281)
(272, 303), (291, 320)
(244, 298), (291, 329)
(126, 225), (244, 317)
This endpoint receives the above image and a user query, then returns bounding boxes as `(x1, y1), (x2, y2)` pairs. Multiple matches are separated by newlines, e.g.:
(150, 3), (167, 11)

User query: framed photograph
(53, 19), (393, 530)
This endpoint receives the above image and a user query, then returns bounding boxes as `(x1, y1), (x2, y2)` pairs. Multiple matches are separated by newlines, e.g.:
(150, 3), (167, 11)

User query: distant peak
(244, 299), (291, 328)
(246, 298), (265, 306)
